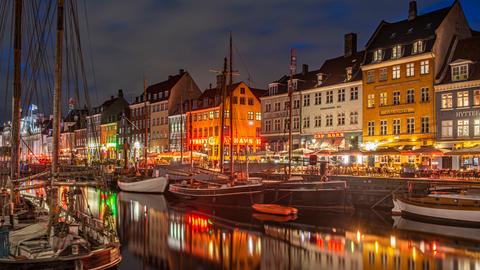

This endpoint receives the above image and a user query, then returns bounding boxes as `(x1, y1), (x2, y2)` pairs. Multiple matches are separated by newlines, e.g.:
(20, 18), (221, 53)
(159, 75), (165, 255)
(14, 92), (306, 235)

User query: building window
(452, 64), (469, 81)
(406, 89), (415, 104)
(379, 68), (387, 81)
(367, 94), (375, 108)
(248, 97), (254, 105)
(240, 87), (246, 94)
(368, 121), (375, 136)
(457, 91), (469, 107)
(326, 115), (333, 127)
(265, 120), (272, 132)
(380, 120), (387, 135)
(421, 116), (429, 134)
(350, 112), (358, 125)
(421, 87), (429, 102)
(214, 110), (219, 118)
(350, 87), (359, 100)
(406, 63), (415, 77)
(474, 90), (480, 106)
(407, 118), (415, 134)
(338, 89), (346, 102)
(314, 92), (321, 105)
(209, 111), (214, 119)
(458, 119), (469, 137)
(412, 40), (424, 54)
(269, 84), (278, 95)
(274, 119), (281, 131)
(393, 119), (400, 135)
(239, 97), (245, 105)
(441, 93), (452, 109)
(314, 116), (321, 127)
(393, 91), (400, 105)
(293, 99), (300, 109)
(274, 102), (281, 111)
(367, 71), (375, 83)
(420, 60), (429, 74)
(326, 91), (334, 104)
(265, 103), (271, 112)
(373, 49), (383, 62)
(338, 112), (345, 126)
(215, 126), (219, 136)
(293, 117), (300, 130)
(475, 119), (480, 136)
(346, 67), (353, 81)
(303, 94), (310, 107)
(303, 117), (310, 128)
(380, 92), (387, 106)
(392, 66), (401, 79)
(255, 112), (261, 120)
(247, 111), (254, 120)
(391, 45), (402, 59)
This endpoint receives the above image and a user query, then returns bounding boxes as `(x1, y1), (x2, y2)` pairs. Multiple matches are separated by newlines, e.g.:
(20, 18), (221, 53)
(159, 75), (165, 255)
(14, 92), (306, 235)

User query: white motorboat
(392, 190), (480, 226)
(118, 175), (168, 193)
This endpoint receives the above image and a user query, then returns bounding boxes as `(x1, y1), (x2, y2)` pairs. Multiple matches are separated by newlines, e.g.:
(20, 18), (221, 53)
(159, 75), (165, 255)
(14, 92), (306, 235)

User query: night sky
(1, 0), (480, 124)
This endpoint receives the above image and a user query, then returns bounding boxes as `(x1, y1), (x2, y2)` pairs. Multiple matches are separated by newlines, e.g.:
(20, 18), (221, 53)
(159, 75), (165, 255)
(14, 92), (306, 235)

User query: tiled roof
(270, 69), (322, 95)
(440, 36), (480, 84)
(316, 51), (365, 87)
(194, 82), (266, 110)
(132, 72), (186, 105)
(364, 4), (452, 65)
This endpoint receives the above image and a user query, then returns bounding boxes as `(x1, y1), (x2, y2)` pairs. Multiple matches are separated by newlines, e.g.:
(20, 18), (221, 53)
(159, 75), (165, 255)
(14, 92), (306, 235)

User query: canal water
(83, 188), (480, 270)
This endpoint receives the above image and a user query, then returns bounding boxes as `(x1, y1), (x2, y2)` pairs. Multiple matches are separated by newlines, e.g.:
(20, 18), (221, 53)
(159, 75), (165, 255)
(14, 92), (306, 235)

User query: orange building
(187, 81), (266, 164)
(100, 122), (118, 160)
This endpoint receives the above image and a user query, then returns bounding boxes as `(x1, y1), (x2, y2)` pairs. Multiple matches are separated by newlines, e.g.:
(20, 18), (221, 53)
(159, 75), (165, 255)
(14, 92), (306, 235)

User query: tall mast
(143, 75), (148, 166)
(219, 58), (227, 173)
(10, 0), (22, 187)
(288, 48), (296, 179)
(52, 0), (64, 175)
(229, 32), (234, 179)
(180, 95), (184, 164)
(189, 93), (193, 171)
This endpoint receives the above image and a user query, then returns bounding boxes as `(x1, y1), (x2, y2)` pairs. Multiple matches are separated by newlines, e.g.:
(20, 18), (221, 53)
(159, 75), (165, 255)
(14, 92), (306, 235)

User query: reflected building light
(248, 236), (254, 255)
(390, 235), (396, 248)
(356, 230), (361, 242)
(375, 241), (379, 254)
(420, 241), (425, 253)
(350, 241), (355, 253)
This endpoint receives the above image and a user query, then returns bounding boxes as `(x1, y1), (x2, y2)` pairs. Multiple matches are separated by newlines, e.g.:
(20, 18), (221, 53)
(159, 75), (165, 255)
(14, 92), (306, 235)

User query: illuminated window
(420, 60), (429, 74)
(452, 64), (469, 81)
(255, 112), (261, 121)
(475, 90), (480, 106)
(457, 91), (469, 107)
(380, 92), (387, 106)
(458, 119), (469, 137)
(368, 121), (375, 136)
(380, 120), (387, 135)
(475, 119), (480, 136)
(441, 93), (452, 109)
(373, 49), (383, 62)
(209, 111), (214, 119)
(392, 66), (401, 79)
(367, 94), (375, 108)
(406, 63), (415, 77)
(393, 119), (400, 135)
(247, 111), (254, 120)
(391, 45), (402, 59)
(412, 40), (424, 54)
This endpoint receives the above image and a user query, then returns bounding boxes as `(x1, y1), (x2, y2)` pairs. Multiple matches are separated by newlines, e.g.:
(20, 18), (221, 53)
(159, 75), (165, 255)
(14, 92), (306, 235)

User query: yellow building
(187, 81), (266, 164)
(362, 1), (471, 153)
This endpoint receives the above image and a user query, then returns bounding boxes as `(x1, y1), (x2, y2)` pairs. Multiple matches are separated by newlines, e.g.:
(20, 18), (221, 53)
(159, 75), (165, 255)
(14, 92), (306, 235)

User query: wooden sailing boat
(0, 1), (121, 268)
(168, 33), (264, 207)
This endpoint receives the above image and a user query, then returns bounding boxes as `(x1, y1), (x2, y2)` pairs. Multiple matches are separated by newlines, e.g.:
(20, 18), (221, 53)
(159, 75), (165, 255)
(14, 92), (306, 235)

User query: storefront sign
(455, 109), (480, 118)
(380, 108), (414, 115)
(314, 132), (344, 139)
(191, 137), (261, 146)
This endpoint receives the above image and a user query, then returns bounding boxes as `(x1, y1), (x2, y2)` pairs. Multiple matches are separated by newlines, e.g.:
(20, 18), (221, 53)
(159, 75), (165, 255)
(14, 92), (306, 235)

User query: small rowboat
(252, 204), (298, 216)
(253, 213), (297, 222)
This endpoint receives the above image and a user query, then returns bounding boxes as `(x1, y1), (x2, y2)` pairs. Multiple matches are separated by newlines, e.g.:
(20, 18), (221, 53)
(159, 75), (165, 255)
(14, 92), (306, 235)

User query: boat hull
(263, 181), (349, 210)
(393, 197), (480, 227)
(118, 176), (168, 193)
(169, 183), (264, 207)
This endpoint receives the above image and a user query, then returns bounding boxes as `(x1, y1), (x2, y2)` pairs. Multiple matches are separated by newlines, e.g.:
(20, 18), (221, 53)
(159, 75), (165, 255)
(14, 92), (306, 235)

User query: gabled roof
(316, 50), (365, 87)
(440, 36), (480, 84)
(365, 5), (452, 50)
(132, 72), (186, 105)
(194, 82), (266, 110)
(269, 68), (321, 95)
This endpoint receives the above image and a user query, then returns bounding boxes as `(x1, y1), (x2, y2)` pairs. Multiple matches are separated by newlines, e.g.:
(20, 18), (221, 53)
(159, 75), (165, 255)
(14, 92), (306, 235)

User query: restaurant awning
(411, 146), (448, 156)
(333, 149), (365, 156)
(448, 145), (480, 156)
(365, 147), (401, 155)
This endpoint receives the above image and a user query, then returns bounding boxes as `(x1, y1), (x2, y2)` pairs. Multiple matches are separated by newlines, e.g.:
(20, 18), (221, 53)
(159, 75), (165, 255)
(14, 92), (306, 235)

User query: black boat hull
(263, 181), (350, 210)
(169, 184), (264, 207)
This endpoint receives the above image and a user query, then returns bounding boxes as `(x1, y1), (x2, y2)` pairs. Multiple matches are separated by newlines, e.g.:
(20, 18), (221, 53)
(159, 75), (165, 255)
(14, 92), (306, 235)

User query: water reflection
(109, 191), (480, 270)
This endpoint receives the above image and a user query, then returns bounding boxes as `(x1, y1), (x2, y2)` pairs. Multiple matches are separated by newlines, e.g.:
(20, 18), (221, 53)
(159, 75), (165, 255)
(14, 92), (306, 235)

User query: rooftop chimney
(409, 0), (417, 21)
(110, 95), (114, 100)
(344, 33), (357, 57)
(302, 64), (309, 75)
(179, 69), (185, 74)
(118, 89), (124, 98)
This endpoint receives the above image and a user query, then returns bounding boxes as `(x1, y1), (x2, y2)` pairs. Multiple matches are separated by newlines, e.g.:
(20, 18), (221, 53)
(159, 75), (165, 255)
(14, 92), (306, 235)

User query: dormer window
(391, 45), (402, 59)
(317, 73), (324, 86)
(268, 83), (278, 95)
(345, 67), (352, 81)
(451, 64), (469, 81)
(412, 40), (424, 54)
(373, 49), (383, 62)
